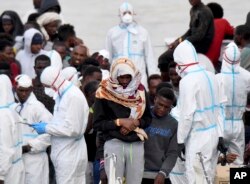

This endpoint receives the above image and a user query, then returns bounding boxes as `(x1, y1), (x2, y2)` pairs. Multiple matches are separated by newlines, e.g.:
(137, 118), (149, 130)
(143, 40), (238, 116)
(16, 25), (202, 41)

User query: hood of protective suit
(23, 28), (43, 54)
(173, 40), (199, 77)
(221, 42), (241, 73)
(119, 2), (134, 17)
(61, 66), (80, 86)
(0, 74), (14, 106)
(40, 66), (64, 91)
(37, 12), (61, 41)
(174, 40), (198, 65)
(46, 50), (63, 70)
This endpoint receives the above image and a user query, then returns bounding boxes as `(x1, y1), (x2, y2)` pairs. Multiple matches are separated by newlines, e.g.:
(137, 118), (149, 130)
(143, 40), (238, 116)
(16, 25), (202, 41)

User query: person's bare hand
(120, 127), (130, 135)
(119, 118), (137, 131)
(133, 119), (140, 127)
(154, 173), (165, 184)
(226, 153), (238, 163)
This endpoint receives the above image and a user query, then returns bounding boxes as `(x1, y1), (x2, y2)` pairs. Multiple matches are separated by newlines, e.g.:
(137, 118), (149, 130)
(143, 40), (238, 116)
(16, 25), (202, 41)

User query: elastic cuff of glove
(99, 159), (105, 171)
(159, 171), (167, 178)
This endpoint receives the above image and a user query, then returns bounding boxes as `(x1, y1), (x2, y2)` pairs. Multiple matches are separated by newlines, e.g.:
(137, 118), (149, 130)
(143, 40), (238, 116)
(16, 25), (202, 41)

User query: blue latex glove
(31, 122), (47, 134)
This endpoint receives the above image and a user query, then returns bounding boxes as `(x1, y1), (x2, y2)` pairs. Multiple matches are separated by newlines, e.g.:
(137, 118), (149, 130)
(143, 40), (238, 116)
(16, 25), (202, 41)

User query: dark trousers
(141, 178), (172, 184)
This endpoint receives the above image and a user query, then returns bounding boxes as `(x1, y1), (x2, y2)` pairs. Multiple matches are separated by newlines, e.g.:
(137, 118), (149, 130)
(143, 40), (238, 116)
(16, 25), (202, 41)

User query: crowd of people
(1, 0), (250, 184)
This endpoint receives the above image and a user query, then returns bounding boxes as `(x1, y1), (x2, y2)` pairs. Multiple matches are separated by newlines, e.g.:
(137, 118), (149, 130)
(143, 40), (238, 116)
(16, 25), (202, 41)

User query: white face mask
(44, 87), (56, 98)
(122, 13), (133, 24)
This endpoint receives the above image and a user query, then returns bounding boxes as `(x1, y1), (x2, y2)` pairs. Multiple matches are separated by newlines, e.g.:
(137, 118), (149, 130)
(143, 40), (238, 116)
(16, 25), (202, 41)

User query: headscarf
(221, 42), (241, 73)
(96, 58), (146, 119)
(36, 12), (61, 41)
(0, 10), (24, 38)
(0, 74), (14, 106)
(15, 74), (33, 88)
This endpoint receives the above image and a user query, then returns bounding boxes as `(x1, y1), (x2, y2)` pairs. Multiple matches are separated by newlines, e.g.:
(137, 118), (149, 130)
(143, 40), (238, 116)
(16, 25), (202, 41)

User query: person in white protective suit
(14, 74), (53, 184)
(169, 105), (188, 184)
(169, 52), (216, 184)
(31, 66), (89, 184)
(61, 66), (81, 87)
(173, 40), (226, 184)
(105, 2), (160, 89)
(0, 74), (24, 184)
(216, 42), (250, 165)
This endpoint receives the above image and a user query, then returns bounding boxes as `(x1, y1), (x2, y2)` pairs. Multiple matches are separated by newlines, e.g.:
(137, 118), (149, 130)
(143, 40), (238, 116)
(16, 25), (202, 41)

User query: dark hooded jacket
(39, 0), (61, 14)
(0, 10), (24, 39)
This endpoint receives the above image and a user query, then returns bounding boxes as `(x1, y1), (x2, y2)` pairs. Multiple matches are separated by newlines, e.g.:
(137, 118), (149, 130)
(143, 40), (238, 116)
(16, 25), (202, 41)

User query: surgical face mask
(121, 13), (133, 24)
(44, 87), (56, 98)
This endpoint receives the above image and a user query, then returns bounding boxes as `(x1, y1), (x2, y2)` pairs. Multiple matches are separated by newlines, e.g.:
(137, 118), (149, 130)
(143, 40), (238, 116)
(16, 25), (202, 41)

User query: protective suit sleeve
(28, 134), (51, 153)
(143, 31), (160, 76)
(160, 125), (178, 176)
(46, 96), (88, 137)
(105, 30), (113, 63)
(93, 98), (117, 132)
(28, 104), (52, 153)
(0, 114), (15, 179)
(177, 79), (197, 144)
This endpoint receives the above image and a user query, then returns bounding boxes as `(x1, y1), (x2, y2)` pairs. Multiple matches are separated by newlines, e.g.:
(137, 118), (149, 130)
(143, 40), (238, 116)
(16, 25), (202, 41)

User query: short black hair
(207, 2), (224, 18)
(0, 39), (13, 52)
(168, 61), (177, 70)
(156, 82), (173, 93)
(34, 54), (51, 65)
(52, 41), (66, 49)
(235, 25), (250, 42)
(83, 58), (99, 67)
(83, 65), (102, 78)
(147, 74), (161, 86)
(83, 80), (100, 96)
(0, 33), (14, 44)
(58, 24), (75, 41)
(156, 88), (176, 102)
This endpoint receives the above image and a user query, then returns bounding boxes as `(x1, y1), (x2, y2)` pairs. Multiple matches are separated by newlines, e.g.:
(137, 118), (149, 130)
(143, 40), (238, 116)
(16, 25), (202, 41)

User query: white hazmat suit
(0, 75), (24, 184)
(40, 66), (89, 184)
(15, 74), (52, 184)
(174, 40), (223, 184)
(216, 42), (250, 165)
(105, 2), (160, 89)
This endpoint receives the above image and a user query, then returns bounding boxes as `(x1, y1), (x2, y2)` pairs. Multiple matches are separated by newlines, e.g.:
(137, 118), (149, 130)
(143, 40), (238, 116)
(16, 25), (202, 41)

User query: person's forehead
(45, 20), (60, 27)
(4, 46), (13, 52)
(36, 60), (50, 66)
(156, 95), (173, 105)
(150, 78), (162, 85)
(74, 47), (87, 54)
(17, 86), (31, 91)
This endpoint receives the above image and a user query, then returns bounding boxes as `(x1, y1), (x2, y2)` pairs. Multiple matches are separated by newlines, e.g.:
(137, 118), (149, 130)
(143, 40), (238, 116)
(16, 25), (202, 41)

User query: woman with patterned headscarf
(93, 57), (151, 184)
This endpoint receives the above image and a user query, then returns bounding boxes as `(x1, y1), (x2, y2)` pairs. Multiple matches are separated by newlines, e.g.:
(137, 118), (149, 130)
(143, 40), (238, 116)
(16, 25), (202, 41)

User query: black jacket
(93, 91), (152, 143)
